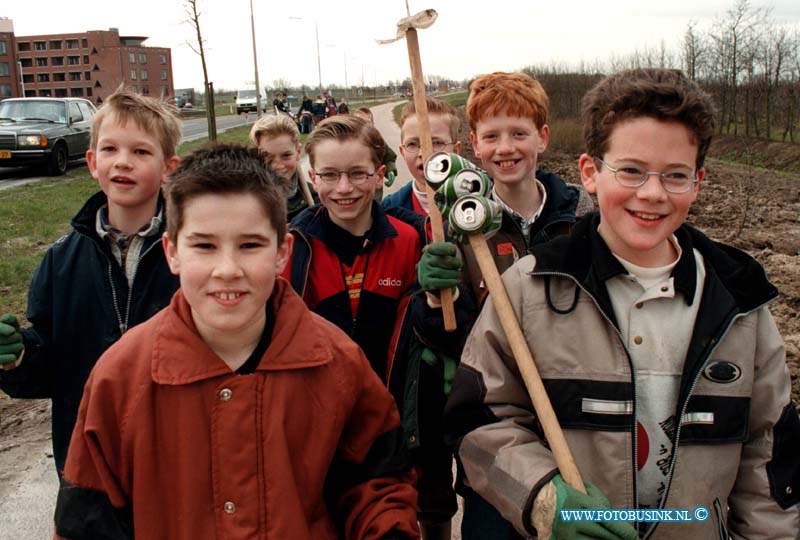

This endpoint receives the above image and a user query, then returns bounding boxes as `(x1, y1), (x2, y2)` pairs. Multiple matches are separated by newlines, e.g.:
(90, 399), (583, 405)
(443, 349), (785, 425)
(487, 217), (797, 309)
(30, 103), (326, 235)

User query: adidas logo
(378, 277), (403, 287)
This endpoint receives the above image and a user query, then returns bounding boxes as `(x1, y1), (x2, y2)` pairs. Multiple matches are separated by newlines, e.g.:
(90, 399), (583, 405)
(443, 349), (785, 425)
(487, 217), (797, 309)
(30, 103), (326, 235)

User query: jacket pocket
(712, 498), (730, 540)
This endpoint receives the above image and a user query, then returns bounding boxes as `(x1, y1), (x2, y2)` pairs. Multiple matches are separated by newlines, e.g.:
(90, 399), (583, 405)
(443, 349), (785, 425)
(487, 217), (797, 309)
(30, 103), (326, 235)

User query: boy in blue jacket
(0, 89), (181, 478)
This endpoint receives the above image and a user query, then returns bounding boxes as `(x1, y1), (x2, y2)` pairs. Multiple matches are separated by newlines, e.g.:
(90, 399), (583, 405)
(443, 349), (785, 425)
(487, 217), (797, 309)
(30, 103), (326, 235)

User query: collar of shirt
(411, 181), (430, 214)
(96, 202), (164, 243)
(490, 179), (547, 238)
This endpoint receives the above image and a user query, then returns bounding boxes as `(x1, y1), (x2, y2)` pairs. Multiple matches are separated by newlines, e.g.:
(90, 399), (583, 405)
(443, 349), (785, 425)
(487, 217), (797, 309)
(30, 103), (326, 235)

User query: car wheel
(47, 142), (68, 176)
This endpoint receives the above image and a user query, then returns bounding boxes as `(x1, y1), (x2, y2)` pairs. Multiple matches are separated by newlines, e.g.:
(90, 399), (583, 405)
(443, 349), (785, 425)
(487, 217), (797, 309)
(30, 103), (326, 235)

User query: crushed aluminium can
(448, 195), (503, 243)
(424, 152), (476, 189)
(434, 167), (493, 218)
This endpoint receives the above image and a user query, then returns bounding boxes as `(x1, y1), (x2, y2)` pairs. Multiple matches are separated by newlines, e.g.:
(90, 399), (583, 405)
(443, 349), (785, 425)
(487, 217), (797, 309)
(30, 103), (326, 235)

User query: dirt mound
(710, 134), (800, 175)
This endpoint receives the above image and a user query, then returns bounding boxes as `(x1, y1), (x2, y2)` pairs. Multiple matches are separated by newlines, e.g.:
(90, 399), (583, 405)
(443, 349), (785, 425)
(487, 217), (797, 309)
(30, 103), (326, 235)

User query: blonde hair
(91, 88), (182, 158)
(399, 97), (460, 141)
(249, 113), (300, 146)
(304, 116), (384, 168)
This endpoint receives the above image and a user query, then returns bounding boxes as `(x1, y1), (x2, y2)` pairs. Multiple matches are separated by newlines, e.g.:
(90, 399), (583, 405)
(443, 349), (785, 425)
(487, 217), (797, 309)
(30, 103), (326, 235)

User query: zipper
(531, 269), (640, 509)
(642, 298), (773, 539)
(102, 236), (161, 335)
(713, 498), (730, 540)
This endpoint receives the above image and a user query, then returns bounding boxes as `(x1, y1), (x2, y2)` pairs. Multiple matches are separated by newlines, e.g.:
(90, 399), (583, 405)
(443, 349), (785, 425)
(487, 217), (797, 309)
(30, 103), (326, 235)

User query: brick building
(0, 18), (174, 104)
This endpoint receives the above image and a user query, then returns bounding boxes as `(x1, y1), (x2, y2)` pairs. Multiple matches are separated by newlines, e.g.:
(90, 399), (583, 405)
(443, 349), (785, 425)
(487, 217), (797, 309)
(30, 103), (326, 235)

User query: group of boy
(0, 64), (796, 540)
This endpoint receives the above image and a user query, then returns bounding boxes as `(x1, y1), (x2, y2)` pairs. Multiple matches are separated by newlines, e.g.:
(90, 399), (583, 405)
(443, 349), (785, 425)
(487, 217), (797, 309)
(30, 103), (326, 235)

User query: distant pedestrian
(312, 95), (326, 126)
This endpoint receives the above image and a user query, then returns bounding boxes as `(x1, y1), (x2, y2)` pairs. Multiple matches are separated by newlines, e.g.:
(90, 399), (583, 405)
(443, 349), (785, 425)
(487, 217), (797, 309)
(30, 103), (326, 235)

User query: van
(235, 88), (265, 114)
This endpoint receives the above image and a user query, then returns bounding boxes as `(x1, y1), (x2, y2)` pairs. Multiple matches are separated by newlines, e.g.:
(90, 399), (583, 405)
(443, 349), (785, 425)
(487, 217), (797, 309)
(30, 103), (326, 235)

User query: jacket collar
(151, 279), (332, 385)
(292, 201), (400, 248)
(532, 212), (777, 312)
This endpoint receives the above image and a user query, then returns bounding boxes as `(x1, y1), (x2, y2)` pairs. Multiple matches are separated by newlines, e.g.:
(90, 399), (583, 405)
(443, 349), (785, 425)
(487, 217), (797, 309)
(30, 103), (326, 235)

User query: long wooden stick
(405, 28), (457, 331)
(296, 165), (315, 206)
(468, 233), (585, 492)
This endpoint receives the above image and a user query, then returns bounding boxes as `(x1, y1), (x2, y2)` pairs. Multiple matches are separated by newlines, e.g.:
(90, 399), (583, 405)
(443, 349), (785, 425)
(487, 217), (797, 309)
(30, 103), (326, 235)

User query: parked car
(0, 97), (97, 176)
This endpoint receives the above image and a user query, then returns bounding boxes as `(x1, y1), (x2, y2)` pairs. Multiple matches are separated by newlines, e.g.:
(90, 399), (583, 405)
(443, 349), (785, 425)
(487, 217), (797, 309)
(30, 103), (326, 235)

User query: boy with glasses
(382, 97), (462, 216)
(446, 68), (799, 540)
(286, 115), (472, 540)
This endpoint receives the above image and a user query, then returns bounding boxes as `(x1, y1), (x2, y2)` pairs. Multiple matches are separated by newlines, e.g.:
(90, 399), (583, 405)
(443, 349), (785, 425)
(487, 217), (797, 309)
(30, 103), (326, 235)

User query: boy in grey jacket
(445, 68), (800, 540)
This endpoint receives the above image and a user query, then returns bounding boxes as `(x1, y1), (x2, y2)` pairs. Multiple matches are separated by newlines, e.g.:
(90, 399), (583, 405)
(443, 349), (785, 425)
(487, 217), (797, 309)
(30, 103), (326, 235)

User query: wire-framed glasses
(595, 158), (697, 194)
(312, 170), (377, 184)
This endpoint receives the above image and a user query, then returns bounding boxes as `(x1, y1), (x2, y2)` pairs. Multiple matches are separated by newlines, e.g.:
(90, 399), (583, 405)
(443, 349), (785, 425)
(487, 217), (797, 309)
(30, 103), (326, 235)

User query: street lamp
(289, 17), (323, 95)
(249, 0), (262, 116)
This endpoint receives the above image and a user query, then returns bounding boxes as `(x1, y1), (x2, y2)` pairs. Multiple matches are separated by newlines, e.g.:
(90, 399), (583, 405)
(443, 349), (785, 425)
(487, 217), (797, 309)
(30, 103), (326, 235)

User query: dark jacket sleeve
(0, 248), (55, 398)
(54, 367), (134, 539)
(327, 350), (420, 540)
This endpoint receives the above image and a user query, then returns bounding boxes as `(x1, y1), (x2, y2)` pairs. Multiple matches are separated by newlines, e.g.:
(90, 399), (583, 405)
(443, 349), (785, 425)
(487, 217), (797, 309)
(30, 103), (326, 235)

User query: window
(129, 52), (136, 64)
(37, 73), (50, 82)
(140, 69), (148, 81)
(78, 101), (95, 119)
(159, 54), (167, 64)
(20, 58), (32, 68)
(131, 85), (138, 93)
(52, 57), (65, 66)
(69, 72), (82, 81)
(83, 55), (89, 64)
(49, 40), (62, 50)
(161, 86), (168, 97)
(39, 88), (52, 97)
(84, 71), (91, 80)
(24, 89), (36, 97)
(130, 69), (137, 80)
(34, 41), (47, 51)
(18, 42), (31, 52)
(142, 86), (149, 95)
(68, 56), (80, 65)
(70, 88), (84, 97)
(0, 84), (11, 98)
(81, 39), (88, 48)
(22, 74), (34, 83)
(55, 88), (68, 97)
(161, 70), (167, 80)
(139, 53), (147, 64)
(86, 87), (93, 97)
(69, 103), (82, 123)
(36, 57), (48, 67)
(0, 41), (7, 55)
(53, 73), (66, 82)
(0, 62), (8, 76)
(66, 39), (79, 49)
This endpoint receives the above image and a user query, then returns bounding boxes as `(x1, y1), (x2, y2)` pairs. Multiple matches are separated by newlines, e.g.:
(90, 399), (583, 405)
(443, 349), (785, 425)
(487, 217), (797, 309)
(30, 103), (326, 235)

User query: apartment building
(0, 18), (174, 104)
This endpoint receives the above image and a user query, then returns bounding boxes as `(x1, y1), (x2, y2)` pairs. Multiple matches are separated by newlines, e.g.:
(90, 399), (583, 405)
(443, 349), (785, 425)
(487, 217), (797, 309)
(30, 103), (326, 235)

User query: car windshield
(238, 90), (256, 99)
(0, 100), (67, 123)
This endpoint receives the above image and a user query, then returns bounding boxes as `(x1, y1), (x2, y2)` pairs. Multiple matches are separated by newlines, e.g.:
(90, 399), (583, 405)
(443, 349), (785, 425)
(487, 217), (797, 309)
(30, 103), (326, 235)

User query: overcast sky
(4, 0), (799, 92)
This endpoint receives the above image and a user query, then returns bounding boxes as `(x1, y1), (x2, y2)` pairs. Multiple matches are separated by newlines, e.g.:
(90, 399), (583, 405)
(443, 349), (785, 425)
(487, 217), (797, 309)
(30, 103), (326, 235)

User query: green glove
(417, 242), (462, 294)
(537, 474), (639, 540)
(384, 171), (396, 188)
(0, 314), (24, 366)
(421, 347), (458, 395)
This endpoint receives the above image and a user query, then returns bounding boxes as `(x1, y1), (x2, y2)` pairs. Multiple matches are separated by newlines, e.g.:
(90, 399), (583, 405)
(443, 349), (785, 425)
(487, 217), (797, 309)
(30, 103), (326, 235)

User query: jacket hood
(151, 278), (333, 385)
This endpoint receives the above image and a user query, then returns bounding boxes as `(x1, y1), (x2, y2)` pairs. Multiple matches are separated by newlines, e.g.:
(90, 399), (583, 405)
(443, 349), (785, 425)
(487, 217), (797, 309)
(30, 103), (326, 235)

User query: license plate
(0, 151), (10, 159)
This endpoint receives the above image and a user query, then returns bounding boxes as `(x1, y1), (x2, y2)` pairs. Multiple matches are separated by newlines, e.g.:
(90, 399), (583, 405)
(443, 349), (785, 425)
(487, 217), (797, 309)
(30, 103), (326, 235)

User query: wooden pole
(296, 165), (315, 206)
(468, 233), (585, 492)
(405, 28), (457, 331)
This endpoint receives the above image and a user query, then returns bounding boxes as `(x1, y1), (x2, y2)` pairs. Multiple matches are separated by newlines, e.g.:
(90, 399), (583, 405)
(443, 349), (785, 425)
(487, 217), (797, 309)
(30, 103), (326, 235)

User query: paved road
(0, 114), (255, 191)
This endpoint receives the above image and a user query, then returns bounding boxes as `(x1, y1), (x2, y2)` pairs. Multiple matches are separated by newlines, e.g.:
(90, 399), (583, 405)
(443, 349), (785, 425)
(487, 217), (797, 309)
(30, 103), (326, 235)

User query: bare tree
(709, 0), (766, 135)
(184, 0), (217, 140)
(682, 20), (706, 80)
